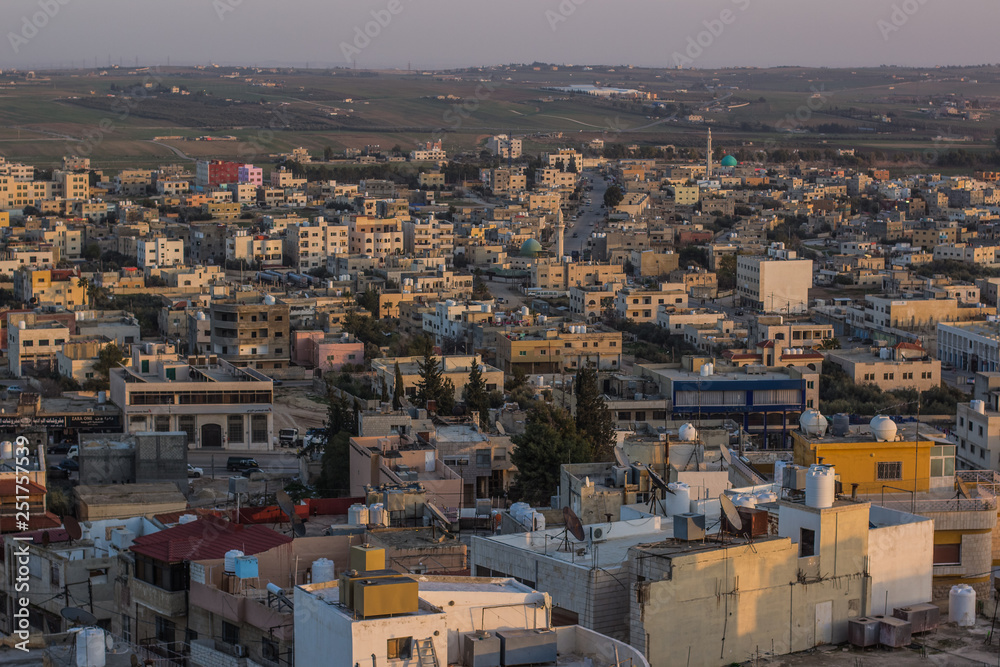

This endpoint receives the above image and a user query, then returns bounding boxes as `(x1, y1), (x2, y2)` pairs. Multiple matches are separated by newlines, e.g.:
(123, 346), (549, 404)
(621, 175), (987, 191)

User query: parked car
(49, 458), (78, 478)
(243, 467), (266, 479)
(66, 445), (79, 460)
(187, 464), (204, 478)
(227, 456), (259, 472)
(5, 386), (23, 394)
(48, 439), (74, 455)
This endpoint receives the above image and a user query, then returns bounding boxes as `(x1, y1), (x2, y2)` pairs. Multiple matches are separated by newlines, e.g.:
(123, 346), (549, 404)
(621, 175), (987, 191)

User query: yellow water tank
(355, 577), (419, 618)
(350, 544), (386, 572)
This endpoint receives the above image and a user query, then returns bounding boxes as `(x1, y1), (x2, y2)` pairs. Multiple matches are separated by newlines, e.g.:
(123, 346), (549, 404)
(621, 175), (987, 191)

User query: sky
(1, 0), (997, 71)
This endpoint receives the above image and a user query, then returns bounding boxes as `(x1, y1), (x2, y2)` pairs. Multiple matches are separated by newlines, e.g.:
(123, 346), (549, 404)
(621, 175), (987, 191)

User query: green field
(0, 64), (998, 170)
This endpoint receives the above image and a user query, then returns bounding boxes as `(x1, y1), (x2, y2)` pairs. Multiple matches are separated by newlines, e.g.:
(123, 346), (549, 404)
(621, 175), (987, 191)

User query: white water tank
(17, 321), (25, 330)
(224, 550), (244, 573)
(531, 511), (546, 531)
(312, 558), (335, 584)
(263, 294), (276, 305)
(0, 441), (12, 460)
(520, 306), (530, 317)
(348, 504), (369, 526)
(76, 627), (105, 667)
(971, 400), (986, 415)
(195, 311), (206, 320)
(678, 423), (698, 442)
(97, 391), (107, 404)
(178, 514), (198, 525)
(799, 409), (829, 437)
(879, 347), (891, 360)
(805, 465), (836, 509)
(700, 363), (714, 377)
(755, 490), (778, 504)
(950, 584), (977, 626)
(665, 483), (691, 515)
(733, 494), (757, 509)
(870, 415), (898, 442)
(369, 503), (385, 527)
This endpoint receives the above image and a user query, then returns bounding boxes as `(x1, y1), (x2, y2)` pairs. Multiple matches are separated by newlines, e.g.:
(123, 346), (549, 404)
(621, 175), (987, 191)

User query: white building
(938, 321), (1000, 372)
(736, 253), (813, 314)
(137, 237), (184, 270)
(487, 134), (522, 159)
(422, 299), (492, 346)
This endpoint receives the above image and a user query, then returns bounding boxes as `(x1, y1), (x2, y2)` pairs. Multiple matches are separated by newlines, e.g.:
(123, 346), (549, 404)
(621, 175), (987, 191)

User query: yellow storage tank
(355, 577), (419, 618)
(350, 544), (386, 572)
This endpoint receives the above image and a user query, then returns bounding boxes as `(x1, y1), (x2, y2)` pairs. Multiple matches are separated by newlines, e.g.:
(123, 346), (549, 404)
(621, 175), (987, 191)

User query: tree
(77, 277), (91, 307)
(573, 365), (615, 462)
(464, 363), (490, 430)
(438, 378), (456, 416)
(717, 254), (738, 291)
(392, 362), (405, 410)
(818, 338), (841, 350)
(323, 145), (335, 161)
(314, 389), (358, 497)
(510, 403), (592, 504)
(86, 343), (125, 391)
(415, 352), (445, 410)
(603, 184), (624, 209)
(82, 243), (101, 261)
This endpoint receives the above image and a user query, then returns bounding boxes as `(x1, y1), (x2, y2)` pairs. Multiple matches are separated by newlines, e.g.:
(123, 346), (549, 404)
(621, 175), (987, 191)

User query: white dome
(678, 423), (698, 442)
(870, 415), (898, 442)
(799, 409), (829, 437)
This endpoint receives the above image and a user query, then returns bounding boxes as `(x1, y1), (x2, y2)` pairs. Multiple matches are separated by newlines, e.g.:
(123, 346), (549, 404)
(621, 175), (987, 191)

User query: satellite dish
(646, 466), (674, 495)
(613, 446), (628, 467)
(562, 506), (586, 542)
(276, 490), (304, 538)
(719, 494), (743, 532)
(957, 477), (971, 500)
(63, 516), (82, 542)
(720, 446), (733, 466)
(60, 607), (98, 627)
(106, 634), (114, 650)
(495, 421), (506, 436)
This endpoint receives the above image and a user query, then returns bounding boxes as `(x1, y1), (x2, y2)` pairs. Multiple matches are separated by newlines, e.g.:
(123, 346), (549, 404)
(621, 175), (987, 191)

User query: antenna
(562, 506), (586, 542)
(63, 516), (82, 543)
(60, 607), (98, 627)
(275, 490), (306, 538)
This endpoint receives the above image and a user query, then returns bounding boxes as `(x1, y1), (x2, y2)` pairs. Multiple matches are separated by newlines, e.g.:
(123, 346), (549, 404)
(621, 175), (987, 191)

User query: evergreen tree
(438, 378), (456, 416)
(464, 362), (490, 429)
(314, 390), (356, 496)
(574, 365), (615, 462)
(510, 403), (592, 504)
(415, 351), (444, 409)
(392, 362), (405, 410)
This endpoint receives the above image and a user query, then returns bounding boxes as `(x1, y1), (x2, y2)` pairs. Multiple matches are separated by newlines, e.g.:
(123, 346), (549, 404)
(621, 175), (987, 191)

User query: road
(564, 171), (608, 255)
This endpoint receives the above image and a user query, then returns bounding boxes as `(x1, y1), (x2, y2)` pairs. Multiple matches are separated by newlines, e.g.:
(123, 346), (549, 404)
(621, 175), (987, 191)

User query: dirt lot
(272, 385), (329, 433)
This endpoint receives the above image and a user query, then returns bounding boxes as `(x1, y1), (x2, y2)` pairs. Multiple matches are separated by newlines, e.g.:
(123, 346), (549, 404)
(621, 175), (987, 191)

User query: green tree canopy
(574, 365), (615, 462)
(603, 184), (624, 209)
(464, 362), (490, 430)
(510, 403), (593, 505)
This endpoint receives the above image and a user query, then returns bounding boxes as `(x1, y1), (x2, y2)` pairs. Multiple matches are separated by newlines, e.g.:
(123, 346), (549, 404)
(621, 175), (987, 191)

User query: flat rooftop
(939, 321), (1000, 338)
(650, 368), (808, 382)
(795, 422), (950, 445)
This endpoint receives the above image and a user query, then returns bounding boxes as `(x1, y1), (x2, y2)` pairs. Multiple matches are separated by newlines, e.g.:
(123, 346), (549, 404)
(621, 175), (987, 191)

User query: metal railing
(872, 471), (1000, 514)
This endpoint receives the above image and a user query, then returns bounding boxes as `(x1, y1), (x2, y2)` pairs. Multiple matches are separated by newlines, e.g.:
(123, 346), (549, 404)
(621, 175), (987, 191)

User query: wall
(868, 506), (934, 614)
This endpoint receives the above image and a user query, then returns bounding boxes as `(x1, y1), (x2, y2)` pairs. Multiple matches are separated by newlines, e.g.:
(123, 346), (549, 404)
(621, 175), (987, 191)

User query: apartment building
(486, 134), (522, 159)
(938, 321), (1000, 372)
(736, 255), (814, 314)
(285, 218), (351, 272)
(137, 237), (184, 270)
(570, 284), (620, 322)
(613, 283), (687, 323)
(495, 325), (623, 374)
(226, 232), (284, 268)
(109, 343), (275, 450)
(402, 217), (455, 258)
(13, 267), (84, 309)
(532, 260), (625, 291)
(421, 299), (494, 347)
(371, 354), (504, 403)
(209, 295), (291, 372)
(826, 344), (940, 392)
(347, 216), (404, 256)
(8, 320), (70, 376)
(195, 159), (242, 187)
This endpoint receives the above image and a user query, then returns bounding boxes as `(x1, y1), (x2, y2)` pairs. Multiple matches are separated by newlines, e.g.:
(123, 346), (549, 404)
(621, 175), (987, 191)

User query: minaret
(706, 128), (713, 177)
(555, 211), (566, 259)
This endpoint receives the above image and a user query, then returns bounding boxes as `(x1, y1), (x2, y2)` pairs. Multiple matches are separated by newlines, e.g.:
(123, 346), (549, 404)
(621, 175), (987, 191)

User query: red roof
(894, 342), (923, 351)
(4, 512), (62, 536)
(0, 480), (46, 496)
(758, 340), (775, 349)
(130, 515), (291, 563)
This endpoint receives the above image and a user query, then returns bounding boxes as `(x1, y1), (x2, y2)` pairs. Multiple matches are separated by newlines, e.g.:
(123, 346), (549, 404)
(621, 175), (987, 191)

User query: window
(252, 415), (268, 443)
(634, 411), (646, 422)
(222, 621), (240, 646)
(178, 416), (195, 443)
(228, 415), (244, 443)
(476, 449), (491, 466)
(877, 461), (903, 481)
(155, 616), (175, 645)
(387, 638), (413, 660)
(807, 381), (814, 389)
(799, 528), (816, 557)
(50, 563), (60, 587)
(933, 543), (961, 566)
(121, 615), (131, 643)
(154, 416), (171, 432)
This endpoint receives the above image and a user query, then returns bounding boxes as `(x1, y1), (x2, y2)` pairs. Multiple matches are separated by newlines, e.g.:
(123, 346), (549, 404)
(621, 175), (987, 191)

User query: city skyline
(1, 0), (998, 70)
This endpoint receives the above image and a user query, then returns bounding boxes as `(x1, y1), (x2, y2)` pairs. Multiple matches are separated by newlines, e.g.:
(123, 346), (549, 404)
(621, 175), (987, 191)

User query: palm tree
(77, 277), (90, 308)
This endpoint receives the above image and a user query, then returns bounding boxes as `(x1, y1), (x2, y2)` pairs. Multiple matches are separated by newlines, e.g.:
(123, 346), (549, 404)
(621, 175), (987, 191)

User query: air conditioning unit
(233, 645), (246, 658)
(590, 526), (605, 542)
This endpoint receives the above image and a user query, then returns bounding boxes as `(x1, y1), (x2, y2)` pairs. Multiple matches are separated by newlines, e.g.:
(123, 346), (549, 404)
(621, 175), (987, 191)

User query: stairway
(415, 638), (439, 667)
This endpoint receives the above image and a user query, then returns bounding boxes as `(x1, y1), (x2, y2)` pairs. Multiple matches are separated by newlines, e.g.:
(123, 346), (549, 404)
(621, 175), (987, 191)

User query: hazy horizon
(1, 0), (998, 72)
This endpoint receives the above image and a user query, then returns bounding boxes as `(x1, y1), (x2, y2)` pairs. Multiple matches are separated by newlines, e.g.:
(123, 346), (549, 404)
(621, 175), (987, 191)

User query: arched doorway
(201, 423), (222, 449)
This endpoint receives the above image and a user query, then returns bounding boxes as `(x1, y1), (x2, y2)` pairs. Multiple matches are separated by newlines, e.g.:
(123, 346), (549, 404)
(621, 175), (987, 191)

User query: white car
(188, 464), (204, 478)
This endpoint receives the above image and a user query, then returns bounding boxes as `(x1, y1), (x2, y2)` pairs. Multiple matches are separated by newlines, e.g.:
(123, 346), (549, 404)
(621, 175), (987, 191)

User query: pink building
(292, 331), (365, 371)
(238, 164), (263, 186)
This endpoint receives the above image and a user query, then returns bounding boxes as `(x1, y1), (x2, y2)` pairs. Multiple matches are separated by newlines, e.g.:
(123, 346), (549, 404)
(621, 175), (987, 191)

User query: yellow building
(13, 267), (85, 309)
(495, 325), (622, 373)
(792, 420), (954, 495)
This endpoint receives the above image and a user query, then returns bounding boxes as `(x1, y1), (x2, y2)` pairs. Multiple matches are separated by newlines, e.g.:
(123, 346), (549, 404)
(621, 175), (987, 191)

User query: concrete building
(938, 321), (1000, 372)
(209, 294), (291, 373)
(613, 283), (687, 323)
(371, 355), (504, 403)
(402, 217), (456, 259)
(736, 254), (813, 314)
(109, 343), (275, 451)
(291, 331), (365, 371)
(486, 134), (522, 159)
(8, 320), (69, 376)
(826, 343), (941, 392)
(348, 434), (462, 509)
(13, 267), (84, 309)
(137, 237), (184, 270)
(495, 325), (623, 374)
(284, 218), (350, 272)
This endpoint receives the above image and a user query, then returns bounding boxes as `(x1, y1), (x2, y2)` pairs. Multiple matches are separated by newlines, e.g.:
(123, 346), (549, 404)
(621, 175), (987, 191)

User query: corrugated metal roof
(130, 515), (291, 563)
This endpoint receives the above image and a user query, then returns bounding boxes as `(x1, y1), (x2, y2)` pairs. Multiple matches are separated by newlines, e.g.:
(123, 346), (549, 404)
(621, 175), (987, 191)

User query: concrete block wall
(190, 639), (246, 667)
